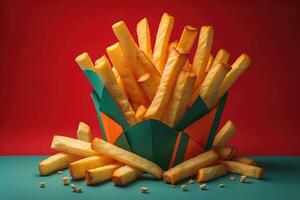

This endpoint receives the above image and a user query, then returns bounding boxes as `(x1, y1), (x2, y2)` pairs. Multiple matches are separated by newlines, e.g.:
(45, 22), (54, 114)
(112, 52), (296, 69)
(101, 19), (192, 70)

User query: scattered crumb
(140, 187), (148, 193)
(76, 188), (82, 193)
(240, 175), (247, 183)
(188, 179), (194, 184)
(219, 183), (225, 188)
(70, 184), (77, 191)
(181, 184), (188, 191)
(229, 176), (235, 181)
(57, 171), (63, 174)
(199, 183), (207, 191)
(40, 182), (45, 188)
(63, 177), (69, 185)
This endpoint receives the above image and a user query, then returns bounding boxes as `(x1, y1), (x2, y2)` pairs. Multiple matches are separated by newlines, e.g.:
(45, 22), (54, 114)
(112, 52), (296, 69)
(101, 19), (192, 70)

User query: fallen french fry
(177, 25), (199, 53)
(152, 13), (174, 74)
(213, 120), (236, 147)
(69, 156), (114, 180)
(233, 156), (257, 166)
(213, 54), (251, 107)
(94, 57), (137, 126)
(75, 52), (94, 70)
(137, 18), (153, 60)
(112, 165), (142, 186)
(197, 164), (228, 182)
(145, 47), (188, 121)
(135, 105), (147, 122)
(85, 163), (123, 185)
(76, 121), (92, 142)
(192, 26), (214, 91)
(210, 49), (230, 70)
(91, 138), (163, 179)
(205, 54), (214, 73)
(163, 71), (196, 127)
(213, 146), (236, 160)
(51, 135), (97, 157)
(163, 150), (219, 184)
(112, 21), (160, 101)
(106, 42), (149, 110)
(220, 160), (263, 179)
(39, 153), (82, 176)
(192, 63), (230, 109)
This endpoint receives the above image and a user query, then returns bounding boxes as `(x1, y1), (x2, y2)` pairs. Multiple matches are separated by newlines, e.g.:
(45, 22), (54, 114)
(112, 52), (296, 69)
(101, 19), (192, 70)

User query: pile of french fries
(39, 120), (263, 187)
(38, 13), (261, 188)
(75, 12), (251, 127)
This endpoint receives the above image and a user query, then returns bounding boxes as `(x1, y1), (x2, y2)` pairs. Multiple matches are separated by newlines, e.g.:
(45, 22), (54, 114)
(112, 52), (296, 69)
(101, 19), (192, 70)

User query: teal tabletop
(0, 156), (299, 200)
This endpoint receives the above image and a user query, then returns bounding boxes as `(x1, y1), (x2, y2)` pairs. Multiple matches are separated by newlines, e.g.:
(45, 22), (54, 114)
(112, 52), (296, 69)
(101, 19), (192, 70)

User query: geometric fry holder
(84, 69), (227, 170)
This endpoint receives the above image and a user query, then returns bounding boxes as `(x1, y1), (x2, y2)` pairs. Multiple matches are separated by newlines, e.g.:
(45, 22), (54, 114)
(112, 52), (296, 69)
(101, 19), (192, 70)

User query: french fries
(177, 25), (199, 53)
(213, 54), (251, 107)
(192, 26), (214, 91)
(234, 156), (257, 166)
(111, 67), (127, 95)
(112, 21), (160, 101)
(137, 18), (152, 60)
(76, 121), (92, 142)
(135, 105), (147, 122)
(210, 49), (230, 70)
(113, 165), (142, 186)
(69, 156), (114, 180)
(163, 150), (219, 184)
(205, 54), (214, 73)
(94, 57), (137, 126)
(214, 146), (236, 160)
(39, 153), (82, 176)
(220, 160), (263, 179)
(213, 120), (236, 147)
(106, 42), (149, 110)
(75, 52), (94, 70)
(51, 135), (97, 157)
(153, 13), (175, 74)
(197, 164), (228, 182)
(163, 71), (196, 127)
(144, 47), (188, 120)
(86, 163), (123, 185)
(191, 63), (230, 109)
(92, 138), (163, 179)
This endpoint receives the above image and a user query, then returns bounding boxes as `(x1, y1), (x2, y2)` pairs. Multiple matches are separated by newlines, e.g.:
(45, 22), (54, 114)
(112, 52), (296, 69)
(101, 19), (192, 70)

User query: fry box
(84, 69), (227, 170)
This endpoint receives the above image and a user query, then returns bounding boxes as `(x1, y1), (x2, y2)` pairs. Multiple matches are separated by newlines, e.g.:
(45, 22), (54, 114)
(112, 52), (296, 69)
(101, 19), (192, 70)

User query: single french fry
(107, 42), (149, 109)
(144, 48), (188, 120)
(39, 153), (82, 176)
(192, 26), (214, 90)
(94, 58), (137, 126)
(205, 54), (214, 73)
(233, 156), (257, 166)
(220, 160), (263, 179)
(85, 163), (123, 185)
(111, 67), (127, 96)
(137, 18), (152, 60)
(163, 71), (196, 127)
(152, 13), (175, 74)
(197, 164), (228, 182)
(69, 156), (114, 180)
(51, 135), (97, 157)
(212, 54), (251, 107)
(135, 105), (147, 122)
(177, 25), (199, 53)
(213, 120), (236, 147)
(75, 52), (94, 70)
(194, 63), (230, 109)
(213, 146), (236, 160)
(163, 150), (219, 184)
(91, 138), (163, 179)
(112, 165), (142, 186)
(167, 40), (178, 60)
(112, 21), (160, 101)
(76, 122), (92, 142)
(210, 49), (230, 70)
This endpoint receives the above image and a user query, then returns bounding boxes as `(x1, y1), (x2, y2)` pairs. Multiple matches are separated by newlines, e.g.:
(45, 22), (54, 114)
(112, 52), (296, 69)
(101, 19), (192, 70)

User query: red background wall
(0, 0), (299, 155)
